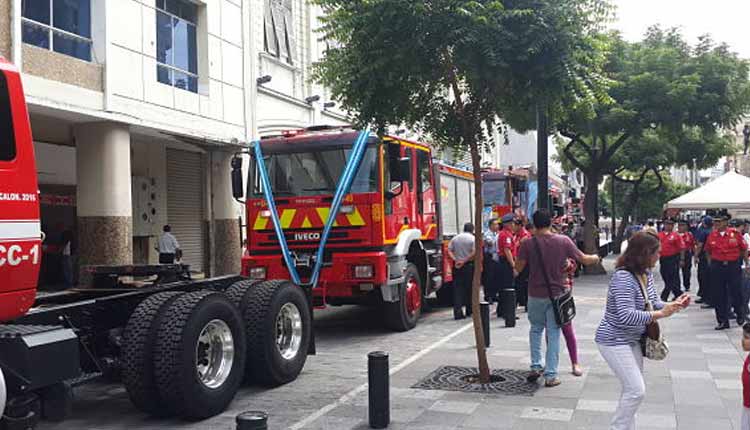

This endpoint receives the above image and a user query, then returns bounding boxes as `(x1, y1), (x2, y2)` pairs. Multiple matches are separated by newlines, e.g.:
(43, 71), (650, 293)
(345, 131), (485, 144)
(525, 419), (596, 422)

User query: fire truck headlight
(353, 264), (374, 279)
(249, 267), (267, 280)
(260, 210), (271, 218)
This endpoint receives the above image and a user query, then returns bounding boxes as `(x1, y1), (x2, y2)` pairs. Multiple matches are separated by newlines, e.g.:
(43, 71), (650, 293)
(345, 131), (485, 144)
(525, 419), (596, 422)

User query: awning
(665, 171), (750, 210)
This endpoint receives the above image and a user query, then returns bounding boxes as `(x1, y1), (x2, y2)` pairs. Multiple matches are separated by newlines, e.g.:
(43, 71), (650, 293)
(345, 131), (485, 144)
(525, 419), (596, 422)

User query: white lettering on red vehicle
(0, 193), (36, 202)
(0, 244), (39, 267)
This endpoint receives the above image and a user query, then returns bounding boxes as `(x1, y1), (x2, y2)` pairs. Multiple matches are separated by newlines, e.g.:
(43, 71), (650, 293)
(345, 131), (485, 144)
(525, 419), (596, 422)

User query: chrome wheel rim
(195, 319), (235, 389)
(276, 303), (303, 360)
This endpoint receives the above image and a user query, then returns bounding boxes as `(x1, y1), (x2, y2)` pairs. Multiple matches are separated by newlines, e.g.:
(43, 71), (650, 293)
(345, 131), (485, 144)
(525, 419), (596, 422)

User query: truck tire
(121, 291), (184, 416)
(225, 279), (260, 308)
(238, 280), (311, 386)
(153, 290), (246, 420)
(384, 263), (421, 331)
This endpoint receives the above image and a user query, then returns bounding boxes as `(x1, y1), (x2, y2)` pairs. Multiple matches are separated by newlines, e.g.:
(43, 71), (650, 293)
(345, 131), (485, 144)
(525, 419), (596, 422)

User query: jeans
(598, 343), (645, 430)
(743, 407), (750, 430)
(528, 297), (561, 379)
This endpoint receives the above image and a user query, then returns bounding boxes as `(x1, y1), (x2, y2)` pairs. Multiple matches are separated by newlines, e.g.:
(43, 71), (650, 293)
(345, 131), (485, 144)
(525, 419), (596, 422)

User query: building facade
(0, 0), (346, 287)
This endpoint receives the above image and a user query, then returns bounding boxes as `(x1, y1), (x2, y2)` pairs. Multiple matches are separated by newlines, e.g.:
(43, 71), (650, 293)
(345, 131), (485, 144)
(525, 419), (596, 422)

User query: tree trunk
(583, 172), (606, 274)
(468, 138), (490, 383)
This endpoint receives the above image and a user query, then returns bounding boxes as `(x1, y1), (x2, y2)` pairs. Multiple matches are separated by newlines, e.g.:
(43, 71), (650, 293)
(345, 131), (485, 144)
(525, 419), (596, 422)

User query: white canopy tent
(665, 171), (750, 213)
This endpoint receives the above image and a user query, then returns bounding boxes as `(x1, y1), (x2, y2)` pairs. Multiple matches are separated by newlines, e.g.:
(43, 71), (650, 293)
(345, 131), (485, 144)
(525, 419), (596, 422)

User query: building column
(74, 122), (133, 280)
(211, 151), (241, 275)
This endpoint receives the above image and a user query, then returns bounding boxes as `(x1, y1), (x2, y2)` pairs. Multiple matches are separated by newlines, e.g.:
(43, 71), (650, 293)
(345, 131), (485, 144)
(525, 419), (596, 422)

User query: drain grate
(411, 366), (540, 396)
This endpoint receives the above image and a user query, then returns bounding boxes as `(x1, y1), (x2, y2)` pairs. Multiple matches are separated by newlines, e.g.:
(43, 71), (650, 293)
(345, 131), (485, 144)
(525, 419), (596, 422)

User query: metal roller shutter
(167, 149), (205, 273)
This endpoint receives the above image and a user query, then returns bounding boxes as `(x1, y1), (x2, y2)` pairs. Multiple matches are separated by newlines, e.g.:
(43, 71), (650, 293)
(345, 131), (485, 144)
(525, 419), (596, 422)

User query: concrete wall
(35, 142), (77, 186)
(22, 45), (104, 91)
(0, 0), (10, 59)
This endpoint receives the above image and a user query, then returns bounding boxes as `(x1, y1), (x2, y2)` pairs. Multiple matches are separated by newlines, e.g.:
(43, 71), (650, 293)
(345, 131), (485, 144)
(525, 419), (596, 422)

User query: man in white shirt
(156, 225), (181, 264)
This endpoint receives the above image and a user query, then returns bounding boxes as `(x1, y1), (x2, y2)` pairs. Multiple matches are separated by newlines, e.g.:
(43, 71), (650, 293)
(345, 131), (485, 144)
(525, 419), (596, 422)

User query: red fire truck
(233, 128), (476, 331)
(0, 60), (314, 427)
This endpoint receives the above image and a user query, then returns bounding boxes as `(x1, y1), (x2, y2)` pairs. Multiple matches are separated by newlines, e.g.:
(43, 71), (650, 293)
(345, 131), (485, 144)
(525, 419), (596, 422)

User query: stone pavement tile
(669, 370), (713, 379)
(302, 415), (366, 430)
(708, 364), (741, 374)
(576, 399), (618, 412)
(675, 416), (733, 430)
(718, 388), (743, 401)
(635, 413), (677, 428)
(392, 387), (446, 400)
(715, 379), (743, 390)
(428, 400), (480, 415)
(411, 410), (468, 428)
(673, 383), (723, 406)
(674, 402), (730, 419)
(697, 333), (732, 340)
(568, 410), (614, 428)
(636, 402), (675, 416)
(702, 345), (741, 355)
(519, 406), (574, 422)
(459, 404), (522, 429)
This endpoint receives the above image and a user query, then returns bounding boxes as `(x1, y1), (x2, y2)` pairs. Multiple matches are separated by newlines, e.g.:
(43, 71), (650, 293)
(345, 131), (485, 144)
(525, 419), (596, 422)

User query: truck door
(415, 148), (436, 240)
(383, 141), (415, 242)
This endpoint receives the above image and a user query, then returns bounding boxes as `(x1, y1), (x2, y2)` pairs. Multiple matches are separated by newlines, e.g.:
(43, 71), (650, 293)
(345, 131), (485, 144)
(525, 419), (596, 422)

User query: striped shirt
(595, 270), (665, 346)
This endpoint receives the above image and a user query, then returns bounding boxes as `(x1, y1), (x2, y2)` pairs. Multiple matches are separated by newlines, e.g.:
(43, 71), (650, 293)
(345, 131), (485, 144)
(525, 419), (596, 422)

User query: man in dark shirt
(694, 216), (713, 306)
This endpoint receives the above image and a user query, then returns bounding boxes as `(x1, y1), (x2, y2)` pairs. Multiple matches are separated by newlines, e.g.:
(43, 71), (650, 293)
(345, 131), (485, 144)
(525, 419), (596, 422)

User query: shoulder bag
(532, 237), (576, 326)
(633, 272), (669, 360)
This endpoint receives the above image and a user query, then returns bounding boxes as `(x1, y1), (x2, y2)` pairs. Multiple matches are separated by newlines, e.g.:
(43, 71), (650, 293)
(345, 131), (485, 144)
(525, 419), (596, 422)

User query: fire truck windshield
(251, 146), (378, 197)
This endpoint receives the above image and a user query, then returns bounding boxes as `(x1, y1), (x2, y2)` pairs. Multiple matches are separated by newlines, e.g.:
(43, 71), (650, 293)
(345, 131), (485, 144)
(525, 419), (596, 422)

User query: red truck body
(0, 59), (41, 323)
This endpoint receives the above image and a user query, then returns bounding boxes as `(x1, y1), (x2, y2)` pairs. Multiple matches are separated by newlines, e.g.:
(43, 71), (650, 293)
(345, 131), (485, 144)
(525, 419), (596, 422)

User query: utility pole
(537, 105), (549, 211)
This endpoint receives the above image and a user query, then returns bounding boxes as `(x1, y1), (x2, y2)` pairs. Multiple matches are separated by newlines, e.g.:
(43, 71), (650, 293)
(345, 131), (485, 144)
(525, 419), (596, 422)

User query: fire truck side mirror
(231, 156), (244, 199)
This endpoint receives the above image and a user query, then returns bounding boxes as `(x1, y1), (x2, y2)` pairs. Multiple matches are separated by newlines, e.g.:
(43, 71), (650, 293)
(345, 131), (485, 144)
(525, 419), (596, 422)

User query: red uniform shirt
(704, 228), (748, 262)
(498, 228), (517, 259)
(679, 232), (695, 253)
(658, 231), (685, 258)
(515, 227), (532, 254)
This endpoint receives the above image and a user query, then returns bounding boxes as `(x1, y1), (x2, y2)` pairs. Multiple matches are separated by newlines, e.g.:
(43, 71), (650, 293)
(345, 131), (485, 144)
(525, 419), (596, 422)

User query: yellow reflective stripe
(253, 214), (269, 230)
(280, 209), (296, 229)
(346, 208), (366, 226)
(301, 217), (313, 228)
(315, 208), (339, 227)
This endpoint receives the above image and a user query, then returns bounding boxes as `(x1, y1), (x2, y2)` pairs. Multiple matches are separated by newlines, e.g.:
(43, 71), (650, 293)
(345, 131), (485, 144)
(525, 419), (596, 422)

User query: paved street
(40, 257), (747, 429)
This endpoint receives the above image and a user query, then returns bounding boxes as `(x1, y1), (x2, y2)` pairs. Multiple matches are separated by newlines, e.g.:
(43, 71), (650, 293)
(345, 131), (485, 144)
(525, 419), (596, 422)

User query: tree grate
(411, 366), (540, 396)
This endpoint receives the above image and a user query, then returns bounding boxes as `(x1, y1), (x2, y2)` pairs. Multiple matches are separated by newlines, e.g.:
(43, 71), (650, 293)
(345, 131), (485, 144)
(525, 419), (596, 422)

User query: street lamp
(256, 75), (272, 85)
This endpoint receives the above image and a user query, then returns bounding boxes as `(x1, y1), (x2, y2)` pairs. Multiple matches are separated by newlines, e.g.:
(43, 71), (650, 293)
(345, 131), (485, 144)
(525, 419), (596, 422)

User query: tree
(557, 28), (750, 271)
(312, 0), (611, 382)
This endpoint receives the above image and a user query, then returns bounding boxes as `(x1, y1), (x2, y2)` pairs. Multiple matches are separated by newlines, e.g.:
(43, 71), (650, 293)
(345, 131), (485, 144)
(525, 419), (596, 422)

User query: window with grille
(21, 0), (92, 62)
(264, 0), (296, 65)
(156, 0), (198, 93)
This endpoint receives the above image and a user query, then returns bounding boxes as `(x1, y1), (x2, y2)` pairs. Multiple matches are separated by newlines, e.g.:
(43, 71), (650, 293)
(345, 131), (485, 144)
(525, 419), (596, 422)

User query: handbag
(633, 272), (669, 361)
(532, 237), (576, 326)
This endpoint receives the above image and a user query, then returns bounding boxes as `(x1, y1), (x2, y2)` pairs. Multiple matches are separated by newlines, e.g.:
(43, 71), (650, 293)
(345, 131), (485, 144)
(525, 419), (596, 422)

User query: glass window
(417, 150), (431, 214)
(156, 1), (198, 93)
(0, 73), (16, 162)
(264, 0), (295, 64)
(21, 0), (92, 62)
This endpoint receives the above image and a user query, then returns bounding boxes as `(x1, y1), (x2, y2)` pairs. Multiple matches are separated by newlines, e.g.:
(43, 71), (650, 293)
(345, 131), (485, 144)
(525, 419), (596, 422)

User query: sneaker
(526, 369), (543, 383)
(695, 298), (705, 304)
(544, 378), (562, 387)
(572, 364), (583, 377)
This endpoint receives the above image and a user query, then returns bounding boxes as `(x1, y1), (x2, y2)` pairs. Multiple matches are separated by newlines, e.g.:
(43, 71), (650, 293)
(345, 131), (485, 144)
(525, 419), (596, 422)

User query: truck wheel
(225, 279), (260, 308)
(384, 263), (421, 332)
(153, 290), (246, 420)
(121, 291), (184, 416)
(238, 280), (311, 386)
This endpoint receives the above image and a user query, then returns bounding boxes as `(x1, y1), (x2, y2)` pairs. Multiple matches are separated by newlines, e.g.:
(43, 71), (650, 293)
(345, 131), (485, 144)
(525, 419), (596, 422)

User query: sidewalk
(302, 257), (747, 430)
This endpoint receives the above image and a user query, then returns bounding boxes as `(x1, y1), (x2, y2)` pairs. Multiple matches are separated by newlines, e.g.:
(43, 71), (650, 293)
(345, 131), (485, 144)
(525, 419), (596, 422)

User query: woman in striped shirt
(595, 232), (690, 430)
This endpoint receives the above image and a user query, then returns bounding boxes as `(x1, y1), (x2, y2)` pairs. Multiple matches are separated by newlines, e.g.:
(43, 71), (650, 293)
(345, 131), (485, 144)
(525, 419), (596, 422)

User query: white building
(0, 0), (348, 287)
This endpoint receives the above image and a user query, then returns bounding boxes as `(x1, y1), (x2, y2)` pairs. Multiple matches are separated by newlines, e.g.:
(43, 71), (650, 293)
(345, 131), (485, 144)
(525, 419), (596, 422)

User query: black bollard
(236, 411), (268, 430)
(368, 351), (390, 429)
(480, 301), (490, 347)
(500, 288), (517, 327)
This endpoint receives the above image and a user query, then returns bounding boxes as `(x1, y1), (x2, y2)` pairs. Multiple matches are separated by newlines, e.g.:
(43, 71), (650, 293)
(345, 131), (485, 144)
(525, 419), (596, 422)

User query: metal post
(536, 105), (549, 211)
(236, 411), (268, 430)
(480, 301), (490, 347)
(500, 289), (517, 327)
(368, 351), (389, 429)
(611, 175), (617, 253)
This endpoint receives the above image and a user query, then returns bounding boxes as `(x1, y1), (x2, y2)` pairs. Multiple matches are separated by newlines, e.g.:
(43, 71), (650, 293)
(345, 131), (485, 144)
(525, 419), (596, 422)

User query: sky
(613, 0), (750, 59)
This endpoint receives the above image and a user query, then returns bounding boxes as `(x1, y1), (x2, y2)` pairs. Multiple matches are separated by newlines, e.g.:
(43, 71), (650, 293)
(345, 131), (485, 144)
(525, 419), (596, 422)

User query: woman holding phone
(595, 232), (691, 430)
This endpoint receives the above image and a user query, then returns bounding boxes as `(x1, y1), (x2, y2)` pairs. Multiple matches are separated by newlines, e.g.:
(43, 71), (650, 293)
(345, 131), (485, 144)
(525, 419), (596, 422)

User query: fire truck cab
(237, 127), (472, 331)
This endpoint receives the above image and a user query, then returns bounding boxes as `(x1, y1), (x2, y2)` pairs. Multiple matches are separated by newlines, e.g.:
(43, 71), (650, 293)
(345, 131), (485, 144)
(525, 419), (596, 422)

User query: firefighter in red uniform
(658, 218), (685, 301)
(705, 212), (749, 330)
(678, 220), (696, 292)
(514, 219), (532, 310)
(496, 213), (518, 318)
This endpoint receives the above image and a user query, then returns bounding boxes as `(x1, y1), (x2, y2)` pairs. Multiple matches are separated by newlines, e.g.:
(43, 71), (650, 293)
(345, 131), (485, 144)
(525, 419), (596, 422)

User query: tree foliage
(556, 27), (750, 258)
(603, 172), (694, 222)
(311, 0), (613, 381)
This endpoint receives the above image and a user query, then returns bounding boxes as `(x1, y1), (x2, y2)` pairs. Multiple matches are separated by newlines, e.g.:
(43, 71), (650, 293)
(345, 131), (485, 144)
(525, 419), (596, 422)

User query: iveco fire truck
(0, 59), (313, 427)
(233, 127), (477, 331)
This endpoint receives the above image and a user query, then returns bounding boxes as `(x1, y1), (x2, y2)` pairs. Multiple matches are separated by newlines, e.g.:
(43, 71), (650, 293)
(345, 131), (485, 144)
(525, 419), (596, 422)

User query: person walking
(658, 219), (685, 301)
(695, 216), (714, 307)
(515, 209), (601, 387)
(678, 220), (695, 292)
(595, 232), (690, 430)
(482, 218), (500, 304)
(448, 223), (476, 320)
(496, 213), (518, 318)
(156, 225), (182, 264)
(705, 213), (749, 329)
